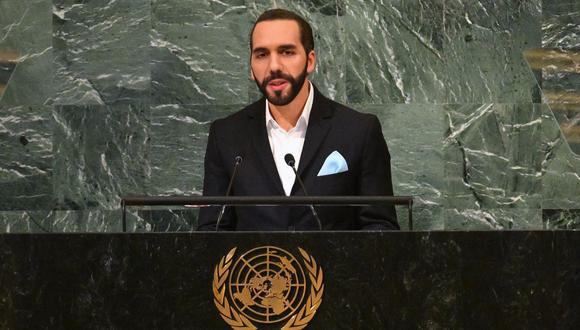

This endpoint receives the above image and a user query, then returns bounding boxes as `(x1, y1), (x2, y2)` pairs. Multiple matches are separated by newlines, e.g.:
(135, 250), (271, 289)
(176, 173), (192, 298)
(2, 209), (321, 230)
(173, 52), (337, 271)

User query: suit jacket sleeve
(197, 121), (237, 231)
(357, 115), (399, 230)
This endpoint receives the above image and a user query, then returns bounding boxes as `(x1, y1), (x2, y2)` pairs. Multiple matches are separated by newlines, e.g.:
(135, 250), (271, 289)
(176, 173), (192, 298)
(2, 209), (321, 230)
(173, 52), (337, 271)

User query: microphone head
(234, 155), (243, 164)
(284, 153), (295, 167)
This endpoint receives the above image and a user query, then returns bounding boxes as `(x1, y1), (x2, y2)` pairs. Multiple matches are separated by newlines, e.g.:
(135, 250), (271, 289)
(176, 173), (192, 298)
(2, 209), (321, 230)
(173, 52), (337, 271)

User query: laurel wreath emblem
(212, 247), (324, 330)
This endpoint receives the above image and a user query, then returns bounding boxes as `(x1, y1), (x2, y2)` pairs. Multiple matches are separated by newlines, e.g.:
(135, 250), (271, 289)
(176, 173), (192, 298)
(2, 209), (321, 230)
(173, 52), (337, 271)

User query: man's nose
(268, 54), (282, 72)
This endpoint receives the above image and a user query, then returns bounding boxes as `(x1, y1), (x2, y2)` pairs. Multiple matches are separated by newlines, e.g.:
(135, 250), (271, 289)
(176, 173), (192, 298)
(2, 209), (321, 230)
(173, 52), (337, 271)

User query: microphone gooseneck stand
(215, 155), (243, 231)
(284, 153), (323, 230)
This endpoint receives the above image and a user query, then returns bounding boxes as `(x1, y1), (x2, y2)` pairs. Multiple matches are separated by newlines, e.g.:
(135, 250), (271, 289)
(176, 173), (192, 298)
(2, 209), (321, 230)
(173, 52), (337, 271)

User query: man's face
(250, 20), (315, 106)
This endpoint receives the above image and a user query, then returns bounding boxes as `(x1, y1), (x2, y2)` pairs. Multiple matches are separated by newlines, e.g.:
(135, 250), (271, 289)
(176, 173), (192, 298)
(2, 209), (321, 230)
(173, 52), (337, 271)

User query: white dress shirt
(265, 81), (314, 196)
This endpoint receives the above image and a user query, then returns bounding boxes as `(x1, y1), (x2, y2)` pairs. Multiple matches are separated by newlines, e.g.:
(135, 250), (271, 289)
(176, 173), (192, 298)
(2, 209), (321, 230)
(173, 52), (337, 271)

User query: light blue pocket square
(317, 151), (348, 176)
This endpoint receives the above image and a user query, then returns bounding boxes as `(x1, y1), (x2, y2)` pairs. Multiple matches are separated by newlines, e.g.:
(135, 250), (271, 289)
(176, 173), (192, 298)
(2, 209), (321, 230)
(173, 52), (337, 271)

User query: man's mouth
(268, 79), (289, 91)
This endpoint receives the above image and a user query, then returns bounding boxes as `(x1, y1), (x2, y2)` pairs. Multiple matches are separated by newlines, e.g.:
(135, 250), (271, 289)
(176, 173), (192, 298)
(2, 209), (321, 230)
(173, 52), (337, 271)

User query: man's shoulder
(212, 98), (263, 129)
(318, 93), (378, 127)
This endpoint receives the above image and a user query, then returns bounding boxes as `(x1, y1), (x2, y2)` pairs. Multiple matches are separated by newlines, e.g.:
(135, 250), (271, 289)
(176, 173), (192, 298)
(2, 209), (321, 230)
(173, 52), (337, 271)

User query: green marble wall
(0, 0), (578, 232)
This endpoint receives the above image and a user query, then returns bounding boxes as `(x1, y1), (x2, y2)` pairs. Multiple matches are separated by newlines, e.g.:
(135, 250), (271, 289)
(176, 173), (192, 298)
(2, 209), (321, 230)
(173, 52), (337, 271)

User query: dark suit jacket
(197, 87), (399, 231)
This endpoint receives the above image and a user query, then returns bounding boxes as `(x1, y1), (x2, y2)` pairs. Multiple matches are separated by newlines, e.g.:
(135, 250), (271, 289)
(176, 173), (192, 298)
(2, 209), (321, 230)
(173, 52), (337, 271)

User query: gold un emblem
(212, 246), (324, 329)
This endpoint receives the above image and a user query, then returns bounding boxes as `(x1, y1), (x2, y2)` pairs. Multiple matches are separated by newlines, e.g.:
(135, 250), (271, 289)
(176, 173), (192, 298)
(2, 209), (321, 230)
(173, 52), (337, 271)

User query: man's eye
(282, 50), (295, 56)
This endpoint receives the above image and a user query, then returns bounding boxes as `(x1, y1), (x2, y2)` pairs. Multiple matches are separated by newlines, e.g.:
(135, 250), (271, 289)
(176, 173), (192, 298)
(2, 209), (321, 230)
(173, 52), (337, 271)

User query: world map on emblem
(227, 246), (307, 324)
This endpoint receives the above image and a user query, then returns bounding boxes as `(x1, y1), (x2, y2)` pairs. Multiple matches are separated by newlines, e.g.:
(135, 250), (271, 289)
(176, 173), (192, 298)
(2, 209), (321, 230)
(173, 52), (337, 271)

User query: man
(197, 9), (398, 231)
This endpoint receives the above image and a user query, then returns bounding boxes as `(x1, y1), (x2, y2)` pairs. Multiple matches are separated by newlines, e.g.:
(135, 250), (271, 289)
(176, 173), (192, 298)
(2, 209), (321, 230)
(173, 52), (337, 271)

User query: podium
(0, 231), (578, 328)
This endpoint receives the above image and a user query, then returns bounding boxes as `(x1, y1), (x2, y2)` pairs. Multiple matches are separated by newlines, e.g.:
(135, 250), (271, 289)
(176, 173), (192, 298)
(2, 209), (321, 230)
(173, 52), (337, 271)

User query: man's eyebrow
(278, 44), (297, 50)
(252, 47), (268, 54)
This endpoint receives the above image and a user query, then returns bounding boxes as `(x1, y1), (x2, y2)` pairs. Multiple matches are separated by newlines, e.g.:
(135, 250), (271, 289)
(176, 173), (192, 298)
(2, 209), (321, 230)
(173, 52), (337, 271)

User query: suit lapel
(248, 101), (285, 195)
(294, 89), (333, 192)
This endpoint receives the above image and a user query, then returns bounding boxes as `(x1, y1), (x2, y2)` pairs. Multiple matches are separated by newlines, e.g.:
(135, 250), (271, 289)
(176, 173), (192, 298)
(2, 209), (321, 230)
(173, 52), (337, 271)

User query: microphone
(215, 155), (243, 231)
(284, 153), (323, 230)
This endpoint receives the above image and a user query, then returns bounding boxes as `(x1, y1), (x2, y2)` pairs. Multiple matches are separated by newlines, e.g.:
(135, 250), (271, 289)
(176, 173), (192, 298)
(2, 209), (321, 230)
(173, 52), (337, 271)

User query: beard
(254, 66), (308, 106)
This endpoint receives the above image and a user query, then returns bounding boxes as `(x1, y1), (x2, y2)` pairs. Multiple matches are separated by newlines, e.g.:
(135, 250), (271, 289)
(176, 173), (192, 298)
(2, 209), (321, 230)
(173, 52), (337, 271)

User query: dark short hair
(250, 9), (315, 55)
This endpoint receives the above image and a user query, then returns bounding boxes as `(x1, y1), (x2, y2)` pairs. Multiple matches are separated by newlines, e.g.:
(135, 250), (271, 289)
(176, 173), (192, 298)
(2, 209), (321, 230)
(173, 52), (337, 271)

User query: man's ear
(307, 50), (316, 75)
(250, 67), (256, 81)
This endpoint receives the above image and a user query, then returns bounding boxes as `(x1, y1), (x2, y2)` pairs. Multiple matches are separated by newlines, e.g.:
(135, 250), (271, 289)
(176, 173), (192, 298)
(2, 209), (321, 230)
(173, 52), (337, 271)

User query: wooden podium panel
(0, 231), (578, 329)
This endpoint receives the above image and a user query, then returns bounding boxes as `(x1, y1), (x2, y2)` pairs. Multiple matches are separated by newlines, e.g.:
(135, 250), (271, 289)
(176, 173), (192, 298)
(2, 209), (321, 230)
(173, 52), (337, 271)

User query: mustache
(262, 71), (295, 86)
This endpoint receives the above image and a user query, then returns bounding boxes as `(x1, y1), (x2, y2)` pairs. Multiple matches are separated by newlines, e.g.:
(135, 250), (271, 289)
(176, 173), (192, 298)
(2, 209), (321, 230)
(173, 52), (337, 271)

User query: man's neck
(268, 80), (310, 132)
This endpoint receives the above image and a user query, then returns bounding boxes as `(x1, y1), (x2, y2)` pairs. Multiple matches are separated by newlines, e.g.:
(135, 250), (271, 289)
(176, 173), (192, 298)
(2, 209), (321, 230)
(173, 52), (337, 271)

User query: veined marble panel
(152, 0), (251, 105)
(540, 0), (580, 155)
(545, 102), (580, 155)
(444, 104), (543, 210)
(540, 104), (580, 209)
(246, 0), (347, 103)
(444, 208), (542, 230)
(0, 209), (140, 234)
(0, 0), (52, 106)
(543, 209), (580, 229)
(52, 0), (150, 105)
(0, 211), (54, 233)
(149, 104), (241, 195)
(359, 103), (445, 230)
(52, 104), (150, 210)
(52, 209), (145, 232)
(443, 0), (542, 103)
(0, 105), (53, 210)
(542, 0), (580, 50)
(138, 209), (198, 232)
(343, 0), (446, 104)
(539, 61), (580, 106)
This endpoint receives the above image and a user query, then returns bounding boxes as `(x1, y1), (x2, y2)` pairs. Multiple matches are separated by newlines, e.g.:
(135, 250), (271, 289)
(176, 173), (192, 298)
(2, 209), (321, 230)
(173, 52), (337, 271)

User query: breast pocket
(311, 171), (354, 195)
